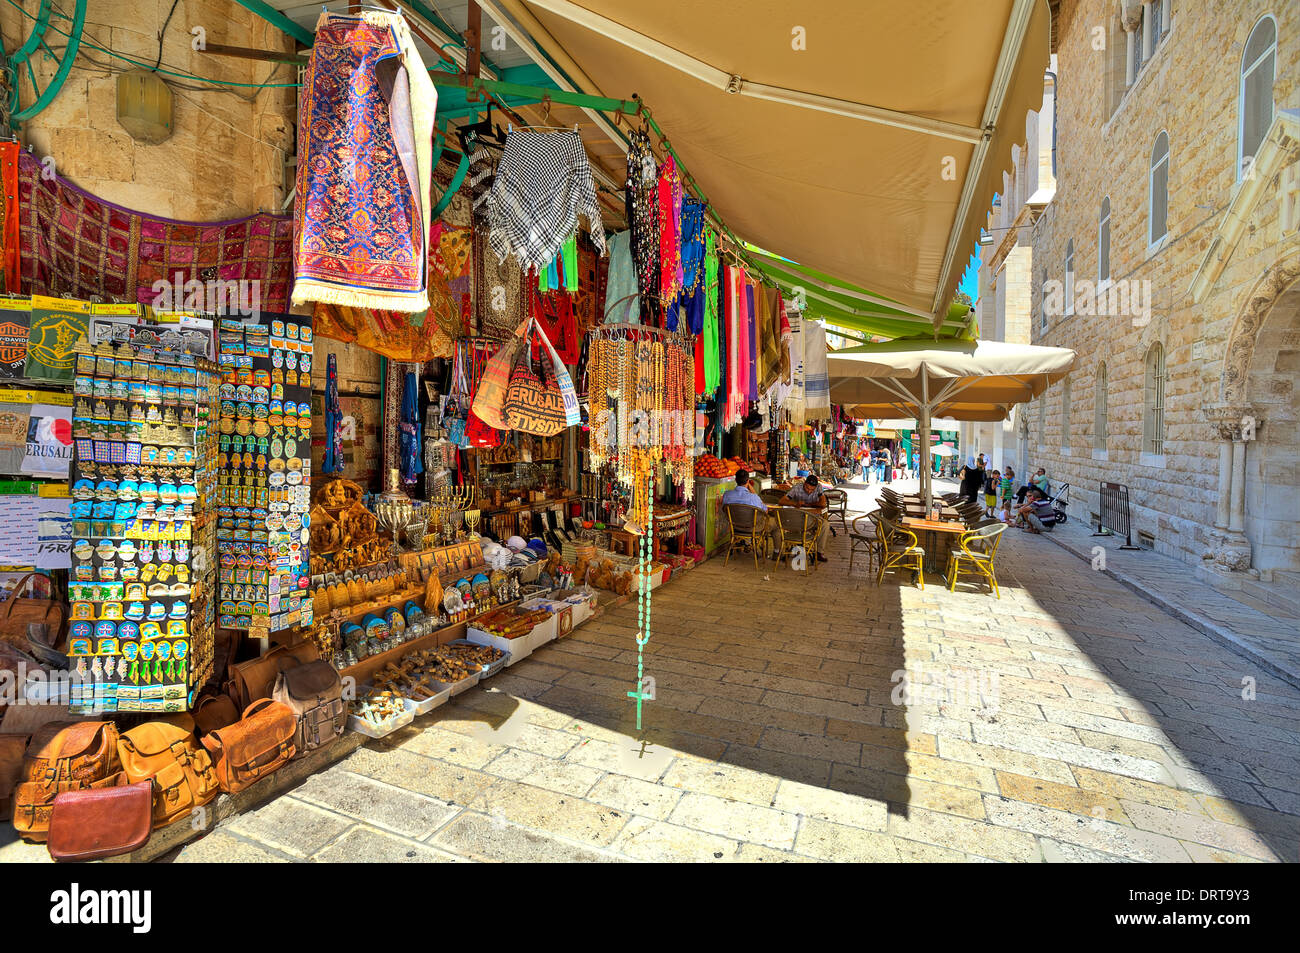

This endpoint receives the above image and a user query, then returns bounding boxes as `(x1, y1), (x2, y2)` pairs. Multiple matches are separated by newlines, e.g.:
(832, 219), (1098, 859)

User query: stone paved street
(163, 480), (1300, 863)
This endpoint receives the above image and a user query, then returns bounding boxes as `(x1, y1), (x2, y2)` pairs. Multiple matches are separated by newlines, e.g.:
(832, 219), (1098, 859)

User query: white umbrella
(829, 336), (1076, 509)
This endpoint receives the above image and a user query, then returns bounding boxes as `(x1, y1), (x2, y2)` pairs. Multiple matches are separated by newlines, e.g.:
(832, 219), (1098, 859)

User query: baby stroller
(1047, 482), (1071, 523)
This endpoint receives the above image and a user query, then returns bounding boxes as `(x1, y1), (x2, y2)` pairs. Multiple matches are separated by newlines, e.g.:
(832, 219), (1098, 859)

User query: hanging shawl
(603, 230), (640, 324)
(723, 265), (746, 428)
(657, 157), (683, 309)
(625, 129), (659, 319)
(745, 281), (759, 400)
(293, 11), (437, 312)
(323, 352), (344, 473)
(803, 320), (830, 421)
(485, 129), (605, 274)
(399, 369), (423, 482)
(680, 200), (706, 334)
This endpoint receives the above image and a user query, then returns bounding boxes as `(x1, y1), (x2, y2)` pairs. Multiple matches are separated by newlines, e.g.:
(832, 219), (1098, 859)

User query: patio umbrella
(828, 336), (1076, 508)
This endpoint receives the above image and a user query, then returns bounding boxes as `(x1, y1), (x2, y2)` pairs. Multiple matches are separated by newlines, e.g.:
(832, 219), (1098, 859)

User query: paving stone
(794, 817), (901, 862)
(342, 746), (496, 806)
(660, 758), (782, 807)
(313, 826), (465, 863)
(291, 769), (460, 839)
(996, 771), (1130, 824)
(481, 747), (604, 797)
(586, 773), (684, 820)
(772, 778), (889, 830)
(468, 779), (629, 847)
(668, 791), (800, 849)
(430, 812), (624, 863)
(732, 843), (819, 862)
(1119, 800), (1284, 861)
(982, 795), (1192, 862)
(172, 830), (293, 863)
(224, 798), (353, 859)
(610, 816), (740, 862)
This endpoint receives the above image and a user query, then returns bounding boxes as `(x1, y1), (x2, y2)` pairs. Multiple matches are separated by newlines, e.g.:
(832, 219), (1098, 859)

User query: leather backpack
(201, 699), (296, 794)
(0, 734), (28, 821)
(224, 641), (319, 711)
(12, 721), (123, 842)
(272, 660), (347, 756)
(117, 721), (219, 827)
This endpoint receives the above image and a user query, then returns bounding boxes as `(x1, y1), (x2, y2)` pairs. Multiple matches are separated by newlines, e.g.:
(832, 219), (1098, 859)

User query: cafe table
(901, 516), (968, 575)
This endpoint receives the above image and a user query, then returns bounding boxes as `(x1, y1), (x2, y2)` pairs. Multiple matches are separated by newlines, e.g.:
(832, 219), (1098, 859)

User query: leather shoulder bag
(224, 640), (319, 711)
(117, 721), (219, 827)
(0, 572), (66, 648)
(272, 659), (347, 756)
(13, 720), (123, 842)
(47, 781), (153, 862)
(201, 699), (296, 794)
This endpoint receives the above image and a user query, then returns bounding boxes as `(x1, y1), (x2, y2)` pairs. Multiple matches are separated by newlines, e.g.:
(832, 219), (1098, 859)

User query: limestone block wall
(1027, 0), (1300, 568)
(1, 0), (297, 220)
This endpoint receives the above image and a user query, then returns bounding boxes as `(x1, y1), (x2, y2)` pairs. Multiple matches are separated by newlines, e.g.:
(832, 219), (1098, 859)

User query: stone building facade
(0, 0), (296, 219)
(1020, 0), (1299, 584)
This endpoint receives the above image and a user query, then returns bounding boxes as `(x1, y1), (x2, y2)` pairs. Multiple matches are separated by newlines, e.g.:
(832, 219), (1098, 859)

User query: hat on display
(526, 539), (548, 557)
(506, 536), (528, 552)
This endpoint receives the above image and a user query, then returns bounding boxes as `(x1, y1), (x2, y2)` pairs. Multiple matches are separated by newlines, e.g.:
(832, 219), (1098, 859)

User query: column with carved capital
(1123, 7), (1142, 86)
(1213, 422), (1232, 530)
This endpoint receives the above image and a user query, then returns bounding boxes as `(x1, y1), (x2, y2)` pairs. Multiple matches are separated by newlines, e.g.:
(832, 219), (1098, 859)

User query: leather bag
(0, 573), (65, 648)
(0, 733), (28, 821)
(272, 659), (347, 756)
(193, 691), (239, 736)
(117, 721), (219, 827)
(224, 640), (319, 711)
(12, 721), (123, 842)
(201, 699), (296, 794)
(47, 781), (153, 862)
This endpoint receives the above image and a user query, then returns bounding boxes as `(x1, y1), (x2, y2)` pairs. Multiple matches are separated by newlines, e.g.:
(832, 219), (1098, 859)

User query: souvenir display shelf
(65, 329), (219, 713)
(216, 313), (314, 640)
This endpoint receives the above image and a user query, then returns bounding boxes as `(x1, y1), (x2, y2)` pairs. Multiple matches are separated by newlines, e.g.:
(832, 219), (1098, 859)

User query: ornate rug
(16, 152), (292, 308)
(292, 10), (436, 313)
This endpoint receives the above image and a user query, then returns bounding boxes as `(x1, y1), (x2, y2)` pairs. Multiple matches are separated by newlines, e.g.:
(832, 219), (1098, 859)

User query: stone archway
(1220, 258), (1300, 406)
(1241, 275), (1300, 574)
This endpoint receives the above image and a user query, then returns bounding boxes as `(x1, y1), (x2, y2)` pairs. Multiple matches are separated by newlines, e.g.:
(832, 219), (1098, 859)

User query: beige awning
(828, 336), (1075, 504)
(508, 0), (1052, 327)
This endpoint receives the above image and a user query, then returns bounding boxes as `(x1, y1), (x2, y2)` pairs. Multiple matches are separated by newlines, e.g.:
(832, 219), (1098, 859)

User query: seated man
(721, 469), (767, 512)
(1015, 487), (1058, 533)
(779, 473), (830, 562)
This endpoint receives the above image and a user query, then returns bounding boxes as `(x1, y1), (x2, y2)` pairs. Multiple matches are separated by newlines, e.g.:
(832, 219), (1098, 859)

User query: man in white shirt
(779, 474), (830, 562)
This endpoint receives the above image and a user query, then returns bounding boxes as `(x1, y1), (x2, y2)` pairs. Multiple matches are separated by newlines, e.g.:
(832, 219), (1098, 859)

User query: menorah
(428, 484), (477, 545)
(374, 499), (414, 549)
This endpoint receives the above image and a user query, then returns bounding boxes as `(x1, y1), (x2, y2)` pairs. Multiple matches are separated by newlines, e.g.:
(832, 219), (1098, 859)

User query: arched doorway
(1243, 277), (1300, 573)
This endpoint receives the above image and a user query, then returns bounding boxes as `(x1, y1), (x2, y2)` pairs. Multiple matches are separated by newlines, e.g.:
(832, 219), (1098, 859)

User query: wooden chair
(946, 522), (1007, 598)
(773, 506), (823, 571)
(723, 503), (769, 569)
(876, 516), (925, 589)
(849, 511), (885, 575)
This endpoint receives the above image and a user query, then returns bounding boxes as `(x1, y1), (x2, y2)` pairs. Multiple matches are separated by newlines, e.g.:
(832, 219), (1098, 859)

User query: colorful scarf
(657, 157), (683, 308)
(1, 142), (19, 293)
(603, 230), (639, 324)
(293, 11), (436, 312)
(16, 152), (292, 308)
(323, 352), (344, 474)
(724, 265), (746, 428)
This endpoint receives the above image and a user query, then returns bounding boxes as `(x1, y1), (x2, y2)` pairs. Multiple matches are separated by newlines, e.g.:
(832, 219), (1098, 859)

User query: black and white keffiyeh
(485, 130), (606, 273)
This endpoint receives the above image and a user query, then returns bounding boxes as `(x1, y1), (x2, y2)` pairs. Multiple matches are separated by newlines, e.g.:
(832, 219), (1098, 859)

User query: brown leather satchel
(117, 721), (219, 827)
(272, 660), (347, 756)
(0, 734), (28, 821)
(12, 721), (123, 842)
(47, 781), (153, 862)
(0, 572), (65, 648)
(224, 640), (320, 711)
(201, 699), (296, 794)
(193, 691), (239, 736)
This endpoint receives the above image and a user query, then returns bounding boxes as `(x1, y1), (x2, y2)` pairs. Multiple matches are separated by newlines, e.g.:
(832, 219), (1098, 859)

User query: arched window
(1094, 361), (1108, 450)
(1061, 376), (1072, 449)
(1143, 343), (1166, 456)
(1239, 15), (1277, 180)
(1098, 197), (1111, 283)
(1064, 239), (1075, 316)
(1148, 132), (1170, 246)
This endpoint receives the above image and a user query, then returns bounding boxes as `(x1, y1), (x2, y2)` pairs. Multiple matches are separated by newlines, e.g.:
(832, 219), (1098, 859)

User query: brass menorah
(429, 484), (477, 543)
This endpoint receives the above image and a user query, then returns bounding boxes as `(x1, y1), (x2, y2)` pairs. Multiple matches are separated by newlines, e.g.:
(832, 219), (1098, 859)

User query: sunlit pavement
(161, 477), (1300, 863)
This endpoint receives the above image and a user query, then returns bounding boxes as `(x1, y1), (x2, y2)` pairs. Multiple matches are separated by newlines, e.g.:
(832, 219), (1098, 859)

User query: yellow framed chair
(773, 507), (823, 571)
(723, 503), (770, 569)
(876, 516), (925, 589)
(848, 511), (885, 575)
(946, 522), (1007, 597)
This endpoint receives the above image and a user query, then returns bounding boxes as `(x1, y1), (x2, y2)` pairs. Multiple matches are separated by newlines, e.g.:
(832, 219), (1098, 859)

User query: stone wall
(1, 0), (297, 219)
(1027, 0), (1300, 569)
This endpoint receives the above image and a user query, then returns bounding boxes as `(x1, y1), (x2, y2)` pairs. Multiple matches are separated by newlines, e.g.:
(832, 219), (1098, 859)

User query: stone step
(1237, 574), (1300, 616)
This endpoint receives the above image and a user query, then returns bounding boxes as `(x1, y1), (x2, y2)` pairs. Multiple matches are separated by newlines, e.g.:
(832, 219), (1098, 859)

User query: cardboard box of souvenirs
(466, 607), (555, 664)
(529, 588), (597, 625)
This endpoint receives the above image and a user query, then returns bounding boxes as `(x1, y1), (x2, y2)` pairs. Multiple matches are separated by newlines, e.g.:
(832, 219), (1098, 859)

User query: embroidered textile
(473, 223), (523, 342)
(485, 130), (605, 275)
(1, 142), (18, 293)
(657, 157), (683, 306)
(16, 152), (293, 308)
(603, 230), (639, 324)
(293, 11), (437, 312)
(625, 129), (659, 319)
